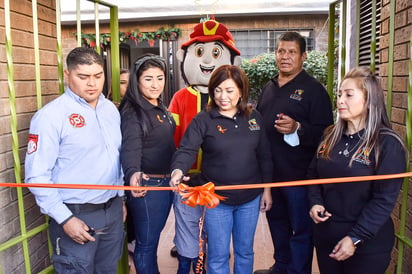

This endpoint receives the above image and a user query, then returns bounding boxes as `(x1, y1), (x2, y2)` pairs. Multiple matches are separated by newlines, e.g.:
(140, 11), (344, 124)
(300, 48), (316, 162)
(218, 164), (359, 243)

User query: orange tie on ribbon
(177, 182), (226, 208)
(176, 182), (225, 273)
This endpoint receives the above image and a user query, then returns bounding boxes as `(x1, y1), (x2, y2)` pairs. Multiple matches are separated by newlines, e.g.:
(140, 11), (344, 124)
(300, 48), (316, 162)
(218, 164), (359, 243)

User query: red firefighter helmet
(181, 19), (240, 55)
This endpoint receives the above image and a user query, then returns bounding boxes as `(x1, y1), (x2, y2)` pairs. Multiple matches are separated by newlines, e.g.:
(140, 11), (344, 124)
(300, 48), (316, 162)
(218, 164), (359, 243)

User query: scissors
(87, 226), (107, 236)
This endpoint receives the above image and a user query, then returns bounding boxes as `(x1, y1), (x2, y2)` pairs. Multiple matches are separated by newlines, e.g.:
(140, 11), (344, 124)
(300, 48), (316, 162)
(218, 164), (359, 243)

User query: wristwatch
(350, 236), (362, 247)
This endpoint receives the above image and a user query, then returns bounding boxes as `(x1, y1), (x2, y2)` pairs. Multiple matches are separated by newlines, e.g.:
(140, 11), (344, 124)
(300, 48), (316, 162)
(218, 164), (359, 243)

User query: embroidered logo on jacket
(290, 89), (304, 101)
(27, 134), (39, 154)
(156, 114), (164, 123)
(216, 125), (227, 134)
(69, 113), (85, 128)
(248, 118), (261, 131)
(354, 147), (371, 165)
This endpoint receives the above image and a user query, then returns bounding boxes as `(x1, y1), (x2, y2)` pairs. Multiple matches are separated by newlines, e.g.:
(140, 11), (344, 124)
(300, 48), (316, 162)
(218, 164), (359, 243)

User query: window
(358, 0), (381, 70)
(231, 29), (314, 59)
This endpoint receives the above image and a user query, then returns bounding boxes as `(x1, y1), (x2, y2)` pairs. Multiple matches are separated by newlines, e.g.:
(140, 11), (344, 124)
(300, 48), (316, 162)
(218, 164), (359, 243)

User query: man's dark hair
(277, 32), (306, 54)
(66, 47), (104, 71)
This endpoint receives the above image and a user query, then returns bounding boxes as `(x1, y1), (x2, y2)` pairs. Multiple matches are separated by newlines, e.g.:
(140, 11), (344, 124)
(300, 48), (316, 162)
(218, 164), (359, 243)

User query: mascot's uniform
(169, 86), (203, 173)
(168, 19), (240, 273)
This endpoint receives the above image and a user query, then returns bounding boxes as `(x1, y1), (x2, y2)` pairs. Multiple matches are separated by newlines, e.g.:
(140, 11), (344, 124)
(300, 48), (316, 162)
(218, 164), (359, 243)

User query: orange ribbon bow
(177, 182), (226, 208)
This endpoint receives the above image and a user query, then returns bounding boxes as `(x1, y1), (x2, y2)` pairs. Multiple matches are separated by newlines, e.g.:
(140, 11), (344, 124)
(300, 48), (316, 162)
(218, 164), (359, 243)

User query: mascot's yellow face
(182, 41), (233, 87)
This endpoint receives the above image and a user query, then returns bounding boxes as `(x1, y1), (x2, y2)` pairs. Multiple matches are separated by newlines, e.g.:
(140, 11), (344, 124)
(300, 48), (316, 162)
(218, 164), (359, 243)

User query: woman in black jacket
(120, 53), (175, 274)
(170, 65), (273, 274)
(308, 66), (407, 274)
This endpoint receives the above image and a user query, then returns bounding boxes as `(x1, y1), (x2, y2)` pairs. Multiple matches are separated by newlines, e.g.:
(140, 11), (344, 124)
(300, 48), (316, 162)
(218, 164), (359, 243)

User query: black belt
(65, 195), (119, 213)
(145, 173), (171, 178)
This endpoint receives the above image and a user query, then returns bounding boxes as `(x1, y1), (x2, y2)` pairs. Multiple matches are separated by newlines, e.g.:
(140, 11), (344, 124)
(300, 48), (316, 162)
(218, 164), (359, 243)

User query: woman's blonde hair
(318, 66), (403, 167)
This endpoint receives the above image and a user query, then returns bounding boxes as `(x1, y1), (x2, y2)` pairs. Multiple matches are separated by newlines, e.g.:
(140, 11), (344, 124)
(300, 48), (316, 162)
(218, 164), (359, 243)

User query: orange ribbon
(177, 182), (226, 208)
(1, 172), (411, 208)
(195, 207), (206, 274)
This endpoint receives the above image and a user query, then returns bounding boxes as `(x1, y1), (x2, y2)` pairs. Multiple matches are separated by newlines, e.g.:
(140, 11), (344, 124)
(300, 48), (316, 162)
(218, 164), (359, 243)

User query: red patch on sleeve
(27, 134), (39, 154)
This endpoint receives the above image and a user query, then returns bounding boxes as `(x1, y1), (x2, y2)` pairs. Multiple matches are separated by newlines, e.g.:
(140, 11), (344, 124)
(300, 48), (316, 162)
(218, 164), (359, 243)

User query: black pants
(316, 248), (391, 274)
(314, 219), (394, 274)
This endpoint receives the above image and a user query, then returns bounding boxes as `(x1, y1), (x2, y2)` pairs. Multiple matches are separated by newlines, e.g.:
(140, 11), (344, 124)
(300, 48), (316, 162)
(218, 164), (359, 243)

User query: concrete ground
(129, 208), (320, 273)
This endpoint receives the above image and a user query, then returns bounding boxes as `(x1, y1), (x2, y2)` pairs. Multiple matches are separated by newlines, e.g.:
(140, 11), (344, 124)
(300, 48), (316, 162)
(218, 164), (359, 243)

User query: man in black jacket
(255, 32), (333, 274)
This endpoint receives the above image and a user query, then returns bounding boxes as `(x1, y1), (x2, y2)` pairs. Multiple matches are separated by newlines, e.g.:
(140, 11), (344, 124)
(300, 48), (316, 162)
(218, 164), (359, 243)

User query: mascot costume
(169, 19), (241, 273)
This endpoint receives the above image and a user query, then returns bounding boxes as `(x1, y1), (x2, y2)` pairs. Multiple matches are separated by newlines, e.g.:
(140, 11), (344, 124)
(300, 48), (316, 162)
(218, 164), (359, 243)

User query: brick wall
(380, 0), (412, 273)
(0, 0), (58, 272)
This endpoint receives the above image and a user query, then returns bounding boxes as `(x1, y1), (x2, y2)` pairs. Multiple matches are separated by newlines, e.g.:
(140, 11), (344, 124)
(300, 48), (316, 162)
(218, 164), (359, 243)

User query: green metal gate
(1, 0), (125, 273)
(327, 1), (412, 273)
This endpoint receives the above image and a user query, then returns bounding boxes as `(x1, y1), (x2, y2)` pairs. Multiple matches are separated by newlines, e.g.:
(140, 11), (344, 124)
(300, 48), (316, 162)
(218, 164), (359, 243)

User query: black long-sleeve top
(257, 70), (333, 181)
(171, 108), (273, 205)
(307, 129), (406, 244)
(120, 98), (176, 185)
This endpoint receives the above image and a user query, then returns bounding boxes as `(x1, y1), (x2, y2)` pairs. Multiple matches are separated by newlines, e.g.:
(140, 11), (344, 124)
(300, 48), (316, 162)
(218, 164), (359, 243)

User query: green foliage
(303, 51), (328, 87)
(240, 53), (278, 102)
(241, 50), (328, 103)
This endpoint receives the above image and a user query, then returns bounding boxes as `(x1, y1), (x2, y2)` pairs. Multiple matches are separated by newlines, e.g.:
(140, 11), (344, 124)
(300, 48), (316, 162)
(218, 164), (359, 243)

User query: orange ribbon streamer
(1, 172), (411, 207)
(195, 207), (206, 274)
(177, 182), (226, 208)
(5, 172), (409, 273)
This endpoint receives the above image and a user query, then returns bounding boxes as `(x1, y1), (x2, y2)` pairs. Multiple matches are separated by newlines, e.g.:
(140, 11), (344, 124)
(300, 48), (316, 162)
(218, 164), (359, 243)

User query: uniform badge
(248, 118), (261, 131)
(217, 125), (227, 134)
(290, 89), (304, 101)
(27, 134), (39, 154)
(69, 113), (85, 128)
(354, 147), (371, 165)
(156, 114), (164, 123)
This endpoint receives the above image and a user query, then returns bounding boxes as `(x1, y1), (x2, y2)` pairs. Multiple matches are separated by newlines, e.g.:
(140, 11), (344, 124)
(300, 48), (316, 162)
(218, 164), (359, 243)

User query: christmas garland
(75, 26), (182, 48)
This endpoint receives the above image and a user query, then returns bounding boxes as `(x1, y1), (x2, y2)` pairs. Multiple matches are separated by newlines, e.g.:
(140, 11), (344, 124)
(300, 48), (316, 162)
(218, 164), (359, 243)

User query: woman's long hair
(119, 53), (167, 137)
(206, 65), (252, 117)
(318, 66), (404, 167)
